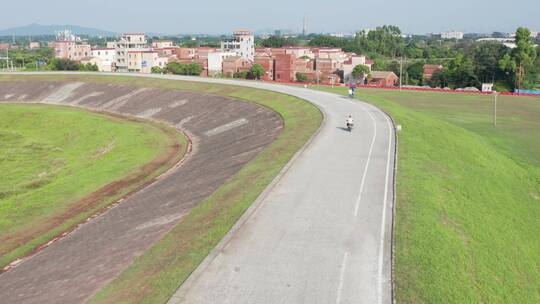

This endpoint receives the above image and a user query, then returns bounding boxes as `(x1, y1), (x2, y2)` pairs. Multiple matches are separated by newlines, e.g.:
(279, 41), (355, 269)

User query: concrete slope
(156, 76), (396, 304)
(0, 79), (283, 304)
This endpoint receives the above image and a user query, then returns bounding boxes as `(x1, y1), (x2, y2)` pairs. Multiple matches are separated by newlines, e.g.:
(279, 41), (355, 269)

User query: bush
(166, 62), (203, 76)
(50, 58), (80, 71)
(296, 72), (308, 82)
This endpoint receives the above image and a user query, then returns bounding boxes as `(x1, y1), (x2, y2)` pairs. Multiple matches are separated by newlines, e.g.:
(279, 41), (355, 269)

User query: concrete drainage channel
(0, 80), (283, 304)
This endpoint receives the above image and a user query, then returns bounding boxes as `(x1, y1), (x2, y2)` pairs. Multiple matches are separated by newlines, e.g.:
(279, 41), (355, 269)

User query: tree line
(261, 26), (540, 90)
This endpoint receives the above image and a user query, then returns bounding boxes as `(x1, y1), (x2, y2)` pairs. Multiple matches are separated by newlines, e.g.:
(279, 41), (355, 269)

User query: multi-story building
(127, 50), (157, 73)
(221, 29), (255, 61)
(441, 31), (464, 40)
(274, 54), (296, 82)
(206, 51), (236, 76)
(152, 40), (174, 49)
(54, 41), (91, 61)
(115, 33), (149, 72)
(343, 55), (368, 84)
(91, 48), (116, 72)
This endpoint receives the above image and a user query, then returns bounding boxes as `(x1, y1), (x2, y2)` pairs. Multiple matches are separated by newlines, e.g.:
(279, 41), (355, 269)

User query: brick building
(274, 54), (296, 82)
(222, 56), (252, 77)
(369, 71), (399, 87)
(254, 55), (275, 80)
(423, 64), (444, 80)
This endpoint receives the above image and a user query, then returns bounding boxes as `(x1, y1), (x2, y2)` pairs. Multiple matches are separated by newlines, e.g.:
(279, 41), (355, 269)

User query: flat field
(0, 103), (186, 269)
(310, 86), (540, 303)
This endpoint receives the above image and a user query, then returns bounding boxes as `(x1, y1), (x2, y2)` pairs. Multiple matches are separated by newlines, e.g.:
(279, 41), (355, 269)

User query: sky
(1, 0), (539, 35)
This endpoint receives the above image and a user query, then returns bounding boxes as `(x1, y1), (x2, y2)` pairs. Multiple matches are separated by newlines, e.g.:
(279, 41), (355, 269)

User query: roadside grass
(307, 85), (540, 303)
(0, 75), (321, 303)
(0, 103), (186, 269)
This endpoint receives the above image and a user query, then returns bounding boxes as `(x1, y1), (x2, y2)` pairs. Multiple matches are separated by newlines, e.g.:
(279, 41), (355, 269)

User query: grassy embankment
(310, 85), (540, 303)
(0, 103), (186, 269)
(0, 75), (322, 303)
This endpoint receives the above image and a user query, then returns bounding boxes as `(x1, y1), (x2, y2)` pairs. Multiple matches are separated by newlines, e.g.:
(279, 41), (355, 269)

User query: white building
(152, 40), (174, 48)
(115, 33), (149, 72)
(221, 29), (255, 61)
(441, 31), (464, 40)
(342, 55), (372, 84)
(207, 51), (236, 76)
(91, 48), (115, 72)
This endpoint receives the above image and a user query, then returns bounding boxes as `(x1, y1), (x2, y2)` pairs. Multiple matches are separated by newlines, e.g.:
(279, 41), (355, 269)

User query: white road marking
(377, 111), (393, 304)
(335, 251), (349, 304)
(354, 109), (377, 218)
(100, 88), (148, 111)
(205, 118), (248, 137)
(137, 107), (162, 118)
(175, 116), (193, 128)
(71, 92), (103, 105)
(169, 99), (188, 108)
(42, 82), (84, 103)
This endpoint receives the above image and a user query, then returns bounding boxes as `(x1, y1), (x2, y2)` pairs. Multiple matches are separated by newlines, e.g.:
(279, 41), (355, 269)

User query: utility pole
(399, 56), (403, 90)
(493, 92), (498, 126)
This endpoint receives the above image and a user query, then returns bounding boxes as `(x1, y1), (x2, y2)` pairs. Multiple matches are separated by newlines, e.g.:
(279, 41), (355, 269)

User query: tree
(499, 28), (537, 89)
(472, 42), (509, 83)
(79, 63), (99, 71)
(406, 61), (425, 85)
(151, 66), (164, 74)
(166, 62), (203, 76)
(296, 72), (308, 82)
(430, 53), (479, 89)
(352, 64), (371, 84)
(50, 58), (80, 71)
(250, 64), (265, 80)
(514, 28), (537, 89)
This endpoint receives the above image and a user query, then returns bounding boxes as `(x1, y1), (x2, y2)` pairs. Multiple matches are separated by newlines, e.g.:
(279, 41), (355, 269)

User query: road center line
(353, 109), (377, 218)
(377, 111), (394, 304)
(335, 251), (349, 304)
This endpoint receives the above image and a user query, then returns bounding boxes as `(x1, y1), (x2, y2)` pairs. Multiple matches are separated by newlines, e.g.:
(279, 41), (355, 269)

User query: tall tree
(352, 64), (371, 84)
(500, 28), (537, 89)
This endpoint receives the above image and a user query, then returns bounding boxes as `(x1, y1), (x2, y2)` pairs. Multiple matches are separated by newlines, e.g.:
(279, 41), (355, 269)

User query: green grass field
(309, 85), (540, 303)
(0, 103), (186, 269)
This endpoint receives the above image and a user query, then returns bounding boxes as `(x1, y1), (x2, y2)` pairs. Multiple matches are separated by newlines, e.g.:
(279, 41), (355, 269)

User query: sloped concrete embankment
(0, 80), (283, 304)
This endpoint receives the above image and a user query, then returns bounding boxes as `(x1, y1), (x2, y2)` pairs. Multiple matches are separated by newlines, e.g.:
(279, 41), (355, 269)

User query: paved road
(1, 73), (395, 304)
(161, 76), (396, 304)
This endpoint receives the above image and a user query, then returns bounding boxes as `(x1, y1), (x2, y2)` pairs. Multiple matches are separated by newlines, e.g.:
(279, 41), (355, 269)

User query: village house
(423, 64), (444, 80)
(342, 55), (372, 84)
(273, 54), (297, 82)
(90, 48), (115, 72)
(254, 55), (275, 80)
(222, 56), (252, 77)
(369, 71), (399, 87)
(151, 40), (174, 49)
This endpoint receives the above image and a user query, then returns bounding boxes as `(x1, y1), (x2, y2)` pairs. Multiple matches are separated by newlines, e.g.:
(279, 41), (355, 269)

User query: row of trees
(152, 62), (203, 75)
(49, 58), (98, 71)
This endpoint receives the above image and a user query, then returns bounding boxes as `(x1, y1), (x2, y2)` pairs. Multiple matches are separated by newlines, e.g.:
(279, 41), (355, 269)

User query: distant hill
(0, 23), (118, 37)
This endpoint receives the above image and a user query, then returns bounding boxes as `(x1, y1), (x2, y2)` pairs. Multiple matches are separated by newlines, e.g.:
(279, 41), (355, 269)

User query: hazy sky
(1, 0), (539, 34)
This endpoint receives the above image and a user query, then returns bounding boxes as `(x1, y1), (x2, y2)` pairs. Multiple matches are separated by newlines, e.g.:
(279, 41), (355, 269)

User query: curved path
(1, 73), (395, 304)
(164, 76), (396, 304)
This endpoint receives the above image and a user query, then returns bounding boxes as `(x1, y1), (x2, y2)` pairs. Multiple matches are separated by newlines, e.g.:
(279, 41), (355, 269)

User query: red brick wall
(274, 54), (295, 82)
(254, 56), (274, 80)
